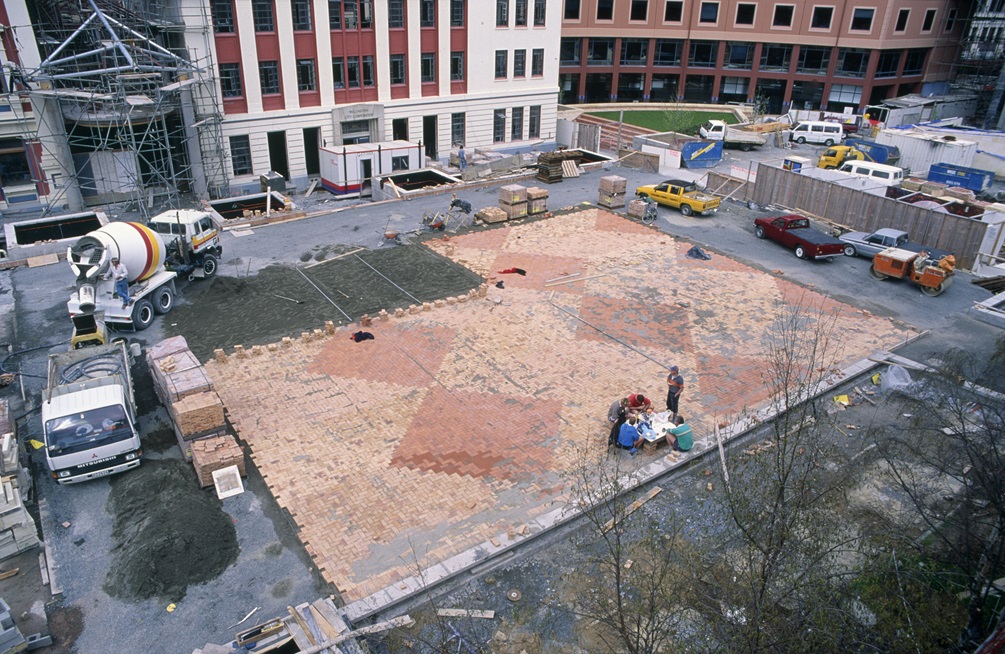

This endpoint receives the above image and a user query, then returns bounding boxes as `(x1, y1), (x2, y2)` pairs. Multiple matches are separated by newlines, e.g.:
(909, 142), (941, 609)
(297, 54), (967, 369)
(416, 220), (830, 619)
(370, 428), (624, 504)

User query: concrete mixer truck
(66, 210), (221, 336)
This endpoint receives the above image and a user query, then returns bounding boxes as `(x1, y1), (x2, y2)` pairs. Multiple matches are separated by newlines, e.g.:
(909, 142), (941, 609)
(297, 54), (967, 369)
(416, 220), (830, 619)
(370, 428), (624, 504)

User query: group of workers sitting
(607, 393), (693, 457)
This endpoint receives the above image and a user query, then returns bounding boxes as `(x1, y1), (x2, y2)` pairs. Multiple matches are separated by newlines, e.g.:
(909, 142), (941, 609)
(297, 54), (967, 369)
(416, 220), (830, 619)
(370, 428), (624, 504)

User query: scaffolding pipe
(38, 13), (99, 67)
(88, 0), (136, 69)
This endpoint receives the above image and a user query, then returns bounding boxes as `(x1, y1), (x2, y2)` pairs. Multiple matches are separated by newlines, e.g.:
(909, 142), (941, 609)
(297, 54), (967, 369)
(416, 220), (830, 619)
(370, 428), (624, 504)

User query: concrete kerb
(341, 335), (927, 623)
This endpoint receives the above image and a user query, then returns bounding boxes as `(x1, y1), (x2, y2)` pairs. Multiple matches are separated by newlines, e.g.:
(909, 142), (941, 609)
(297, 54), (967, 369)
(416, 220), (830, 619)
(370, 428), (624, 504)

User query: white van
(790, 121), (844, 146)
(838, 161), (904, 186)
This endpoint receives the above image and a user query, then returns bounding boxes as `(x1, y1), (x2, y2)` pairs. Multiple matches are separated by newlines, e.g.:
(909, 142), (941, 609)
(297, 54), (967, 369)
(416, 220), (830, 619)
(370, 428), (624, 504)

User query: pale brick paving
(206, 208), (916, 602)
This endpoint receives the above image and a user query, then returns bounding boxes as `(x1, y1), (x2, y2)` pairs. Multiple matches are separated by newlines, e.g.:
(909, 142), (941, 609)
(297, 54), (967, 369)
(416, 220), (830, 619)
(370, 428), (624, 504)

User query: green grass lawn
(588, 109), (740, 135)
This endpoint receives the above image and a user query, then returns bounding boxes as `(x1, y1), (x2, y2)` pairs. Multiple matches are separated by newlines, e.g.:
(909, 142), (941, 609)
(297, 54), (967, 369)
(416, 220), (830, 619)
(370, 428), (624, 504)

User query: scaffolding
(8, 0), (228, 218)
(950, 0), (1005, 127)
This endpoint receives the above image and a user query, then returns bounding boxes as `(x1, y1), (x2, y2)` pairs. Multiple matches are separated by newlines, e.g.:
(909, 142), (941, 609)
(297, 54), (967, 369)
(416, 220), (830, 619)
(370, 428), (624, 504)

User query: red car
(754, 214), (846, 260)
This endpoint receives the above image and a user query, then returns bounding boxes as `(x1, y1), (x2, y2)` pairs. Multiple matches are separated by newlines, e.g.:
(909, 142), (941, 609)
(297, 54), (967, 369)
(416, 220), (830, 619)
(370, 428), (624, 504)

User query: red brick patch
(575, 294), (695, 355)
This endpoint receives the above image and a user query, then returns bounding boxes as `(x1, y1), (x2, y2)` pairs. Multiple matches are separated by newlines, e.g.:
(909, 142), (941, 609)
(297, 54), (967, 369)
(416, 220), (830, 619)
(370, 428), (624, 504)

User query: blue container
(927, 162), (994, 192)
(681, 141), (723, 168)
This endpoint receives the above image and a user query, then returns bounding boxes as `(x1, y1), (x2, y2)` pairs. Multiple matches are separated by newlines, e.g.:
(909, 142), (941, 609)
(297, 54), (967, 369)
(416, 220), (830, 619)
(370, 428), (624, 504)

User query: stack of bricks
(942, 186), (975, 202)
(168, 390), (227, 461)
(499, 184), (528, 220)
(190, 435), (246, 489)
(476, 206), (509, 224)
(599, 175), (627, 209)
(526, 187), (549, 215)
(919, 180), (948, 196)
(627, 198), (648, 218)
(901, 177), (925, 192)
(149, 349), (215, 405)
(0, 477), (37, 561)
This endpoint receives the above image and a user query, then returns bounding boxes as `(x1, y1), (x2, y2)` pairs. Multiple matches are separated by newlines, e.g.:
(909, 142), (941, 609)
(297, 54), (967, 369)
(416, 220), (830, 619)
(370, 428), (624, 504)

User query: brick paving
(205, 208), (914, 602)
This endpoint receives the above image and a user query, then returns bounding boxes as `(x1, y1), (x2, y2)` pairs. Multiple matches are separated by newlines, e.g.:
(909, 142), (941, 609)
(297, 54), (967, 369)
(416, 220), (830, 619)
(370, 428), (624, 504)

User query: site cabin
(320, 140), (422, 199)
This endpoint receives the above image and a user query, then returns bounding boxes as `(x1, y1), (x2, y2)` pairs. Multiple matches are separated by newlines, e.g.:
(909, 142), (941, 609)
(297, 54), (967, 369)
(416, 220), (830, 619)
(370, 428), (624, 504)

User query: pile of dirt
(103, 459), (238, 602)
(168, 245), (482, 360)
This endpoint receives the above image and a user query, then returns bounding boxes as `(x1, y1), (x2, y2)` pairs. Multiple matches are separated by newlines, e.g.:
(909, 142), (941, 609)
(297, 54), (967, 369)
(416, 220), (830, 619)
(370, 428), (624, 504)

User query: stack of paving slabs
(0, 477), (37, 561)
(599, 175), (627, 209)
(536, 150), (581, 183)
(147, 336), (226, 463)
(0, 598), (26, 653)
(526, 187), (549, 215)
(476, 206), (509, 224)
(499, 184), (528, 220)
(190, 436), (246, 489)
(627, 198), (648, 218)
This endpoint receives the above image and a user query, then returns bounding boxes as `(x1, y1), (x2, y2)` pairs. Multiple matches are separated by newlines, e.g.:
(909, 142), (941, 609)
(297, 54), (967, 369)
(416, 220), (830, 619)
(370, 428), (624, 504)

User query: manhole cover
(506, 588), (522, 602)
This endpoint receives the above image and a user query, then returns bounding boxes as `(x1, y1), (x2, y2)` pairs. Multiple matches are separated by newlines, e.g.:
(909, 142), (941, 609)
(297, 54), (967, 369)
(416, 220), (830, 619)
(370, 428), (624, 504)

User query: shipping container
(874, 130), (977, 176)
(320, 141), (422, 198)
(926, 163), (995, 192)
(681, 141), (723, 168)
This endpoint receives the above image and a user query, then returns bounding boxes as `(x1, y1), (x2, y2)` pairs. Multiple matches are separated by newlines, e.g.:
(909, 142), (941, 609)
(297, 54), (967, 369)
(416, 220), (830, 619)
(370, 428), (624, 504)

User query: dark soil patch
(167, 245), (483, 360)
(129, 351), (161, 417)
(103, 459), (238, 602)
(142, 421), (176, 454)
(46, 603), (83, 653)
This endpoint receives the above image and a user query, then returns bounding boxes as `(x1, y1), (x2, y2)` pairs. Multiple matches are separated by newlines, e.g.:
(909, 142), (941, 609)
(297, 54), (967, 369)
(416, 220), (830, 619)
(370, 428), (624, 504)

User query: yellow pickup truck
(634, 180), (720, 217)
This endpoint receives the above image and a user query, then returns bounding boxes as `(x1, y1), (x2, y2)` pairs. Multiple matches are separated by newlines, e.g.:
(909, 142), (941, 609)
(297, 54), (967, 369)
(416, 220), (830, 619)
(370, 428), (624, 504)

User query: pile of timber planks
(536, 151), (582, 184)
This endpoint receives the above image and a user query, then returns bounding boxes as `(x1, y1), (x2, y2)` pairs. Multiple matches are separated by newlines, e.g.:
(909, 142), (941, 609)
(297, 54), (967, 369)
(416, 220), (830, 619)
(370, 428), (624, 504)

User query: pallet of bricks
(526, 187), (548, 215)
(147, 337), (246, 489)
(499, 184), (528, 220)
(598, 175), (627, 209)
(0, 400), (36, 566)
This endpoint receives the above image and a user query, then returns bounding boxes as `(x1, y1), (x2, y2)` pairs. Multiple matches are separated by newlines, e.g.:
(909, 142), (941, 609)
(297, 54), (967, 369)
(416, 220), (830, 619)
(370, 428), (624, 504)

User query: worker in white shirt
(106, 257), (133, 310)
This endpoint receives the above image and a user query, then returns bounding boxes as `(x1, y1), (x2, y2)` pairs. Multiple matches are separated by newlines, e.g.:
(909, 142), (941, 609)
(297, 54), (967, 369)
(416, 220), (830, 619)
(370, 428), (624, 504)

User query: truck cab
(818, 146), (861, 169)
(147, 210), (222, 279)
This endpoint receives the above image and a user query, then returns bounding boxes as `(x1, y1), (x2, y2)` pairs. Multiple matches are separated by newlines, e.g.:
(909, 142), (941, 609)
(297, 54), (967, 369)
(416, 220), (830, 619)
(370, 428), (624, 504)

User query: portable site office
(319, 140), (422, 198)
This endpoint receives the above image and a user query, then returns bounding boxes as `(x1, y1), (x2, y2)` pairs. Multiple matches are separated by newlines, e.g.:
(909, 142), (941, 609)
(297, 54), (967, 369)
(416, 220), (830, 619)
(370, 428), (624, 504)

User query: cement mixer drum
(67, 222), (166, 283)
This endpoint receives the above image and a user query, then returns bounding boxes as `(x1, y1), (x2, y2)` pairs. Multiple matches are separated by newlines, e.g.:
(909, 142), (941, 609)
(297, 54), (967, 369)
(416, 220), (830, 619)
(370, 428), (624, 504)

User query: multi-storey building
(558, 0), (962, 114)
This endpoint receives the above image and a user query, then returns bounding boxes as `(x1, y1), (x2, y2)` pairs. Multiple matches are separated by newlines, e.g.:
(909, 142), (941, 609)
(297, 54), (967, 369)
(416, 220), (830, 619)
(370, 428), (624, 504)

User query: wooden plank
(436, 609), (495, 619)
(0, 567), (18, 580)
(309, 602), (346, 641)
(601, 486), (662, 534)
(27, 253), (59, 268)
(305, 179), (319, 197)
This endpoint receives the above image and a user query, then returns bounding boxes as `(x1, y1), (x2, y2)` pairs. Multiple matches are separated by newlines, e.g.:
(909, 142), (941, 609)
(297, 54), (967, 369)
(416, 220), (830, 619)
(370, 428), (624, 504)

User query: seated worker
(608, 398), (629, 448)
(608, 398), (629, 424)
(666, 416), (693, 452)
(616, 415), (645, 455)
(627, 392), (652, 415)
(914, 251), (929, 274)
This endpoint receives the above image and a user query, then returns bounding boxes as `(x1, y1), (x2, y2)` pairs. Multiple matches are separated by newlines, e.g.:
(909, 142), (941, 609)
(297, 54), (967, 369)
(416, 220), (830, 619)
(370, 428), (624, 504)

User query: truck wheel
(921, 283), (945, 296)
(741, 143), (752, 152)
(869, 265), (889, 280)
(202, 253), (218, 278)
(680, 204), (693, 216)
(843, 245), (856, 257)
(754, 226), (766, 239)
(132, 299), (155, 331)
(153, 286), (174, 315)
(794, 245), (807, 259)
(796, 136), (807, 144)
(824, 138), (835, 146)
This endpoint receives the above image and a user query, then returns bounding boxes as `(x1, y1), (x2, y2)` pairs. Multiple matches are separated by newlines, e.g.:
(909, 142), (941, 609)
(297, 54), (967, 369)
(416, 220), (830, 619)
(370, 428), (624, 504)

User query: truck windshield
(45, 406), (132, 456)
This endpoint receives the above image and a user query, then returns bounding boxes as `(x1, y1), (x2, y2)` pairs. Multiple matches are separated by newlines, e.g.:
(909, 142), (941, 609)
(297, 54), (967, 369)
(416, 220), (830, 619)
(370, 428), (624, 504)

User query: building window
(329, 0), (342, 28)
(922, 8), (936, 32)
(390, 55), (406, 84)
(515, 0), (528, 25)
(875, 50), (901, 77)
(721, 76), (748, 95)
(347, 56), (360, 87)
(850, 8), (873, 31)
(532, 49), (544, 75)
(836, 49), (869, 76)
(620, 39), (648, 66)
(360, 0), (373, 28)
(391, 155), (409, 171)
(452, 112), (466, 145)
(588, 38), (614, 65)
(421, 53), (436, 82)
(735, 3), (755, 25)
(654, 39), (682, 66)
(259, 61), (280, 94)
(388, 0), (404, 27)
(212, 0), (235, 33)
(362, 55), (374, 86)
(724, 42), (753, 69)
(420, 0), (435, 27)
(512, 107), (524, 140)
(219, 63), (242, 97)
(252, 0), (274, 31)
(664, 0), (683, 21)
(344, 0), (358, 29)
(798, 46), (830, 74)
(560, 39), (581, 65)
(699, 2), (718, 23)
(495, 51), (508, 77)
(534, 0), (547, 25)
(689, 41), (717, 67)
(630, 0), (648, 21)
(811, 6), (832, 29)
(760, 44), (791, 70)
(332, 57), (344, 88)
(529, 105), (541, 138)
(451, 0), (465, 26)
(772, 4), (793, 27)
(494, 109), (506, 142)
(230, 135), (252, 176)
(292, 0), (312, 30)
(945, 9), (957, 32)
(296, 59), (316, 91)
(597, 0), (613, 20)
(895, 9), (908, 32)
(828, 83), (862, 105)
(450, 52), (465, 80)
(903, 49), (926, 75)
(514, 49), (526, 76)
(497, 0), (509, 25)
(565, 0), (580, 20)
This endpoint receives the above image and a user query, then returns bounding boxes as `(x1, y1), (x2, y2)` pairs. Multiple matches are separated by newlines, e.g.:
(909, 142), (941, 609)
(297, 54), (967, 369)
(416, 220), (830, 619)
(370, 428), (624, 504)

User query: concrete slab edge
(342, 347), (908, 623)
(36, 498), (61, 597)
